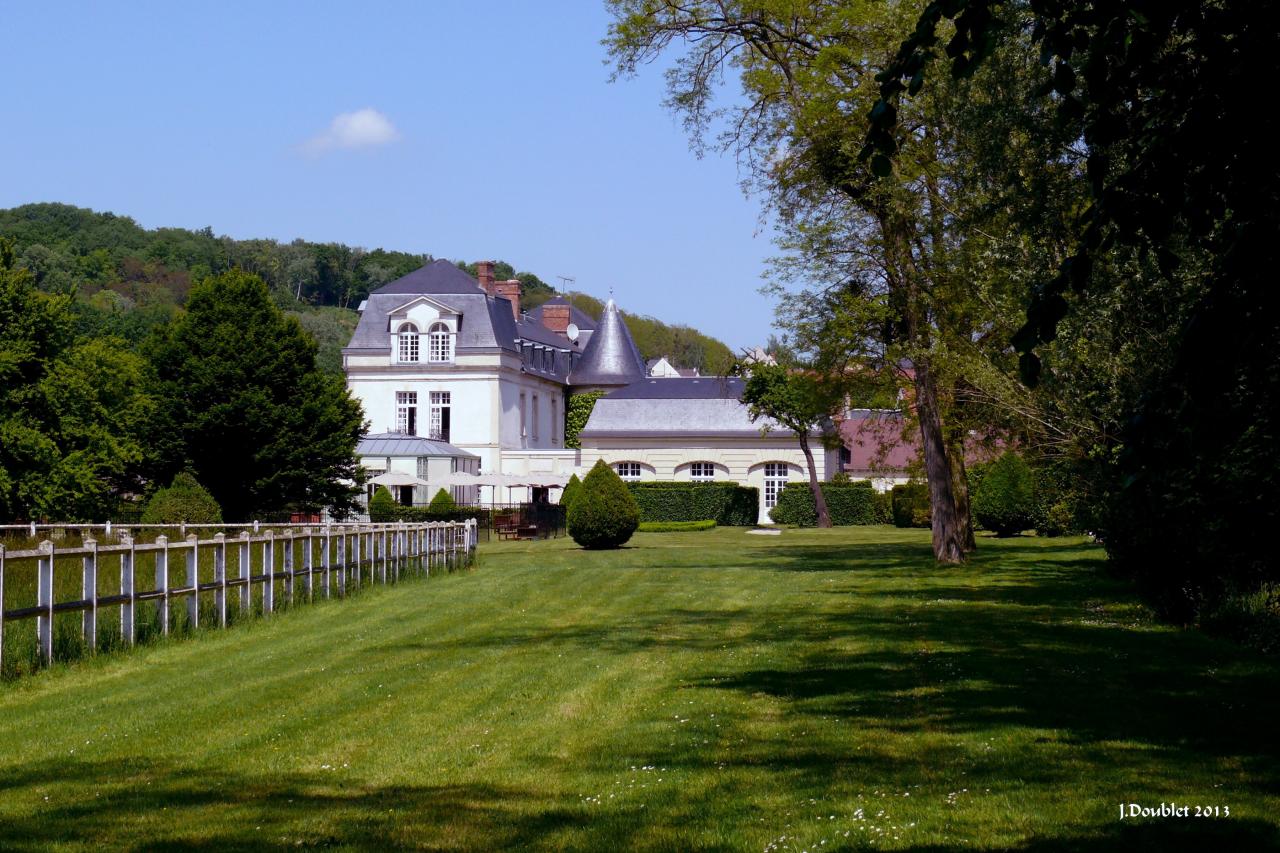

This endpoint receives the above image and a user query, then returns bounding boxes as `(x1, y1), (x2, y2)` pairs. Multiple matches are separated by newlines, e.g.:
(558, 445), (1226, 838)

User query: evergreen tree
(141, 472), (222, 523)
(148, 269), (365, 521)
(559, 473), (583, 508)
(567, 460), (640, 550)
(428, 488), (457, 512)
(368, 486), (395, 522)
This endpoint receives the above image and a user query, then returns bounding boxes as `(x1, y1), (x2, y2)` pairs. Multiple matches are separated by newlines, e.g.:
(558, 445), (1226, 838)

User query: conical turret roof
(569, 298), (646, 388)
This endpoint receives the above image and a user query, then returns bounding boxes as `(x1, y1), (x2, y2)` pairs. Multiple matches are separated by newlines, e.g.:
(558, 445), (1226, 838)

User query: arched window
(689, 461), (716, 482)
(762, 461), (791, 509)
(616, 461), (642, 481)
(428, 322), (452, 362)
(398, 323), (419, 363)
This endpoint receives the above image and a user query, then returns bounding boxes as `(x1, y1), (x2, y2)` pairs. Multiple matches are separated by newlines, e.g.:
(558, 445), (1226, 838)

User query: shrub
(769, 481), (881, 526)
(891, 481), (931, 528)
(560, 473), (583, 508)
(626, 482), (759, 526)
(1031, 465), (1082, 537)
(568, 459), (640, 549)
(972, 451), (1036, 537)
(141, 472), (222, 524)
(367, 486), (396, 522)
(638, 519), (716, 532)
(1202, 583), (1280, 654)
(872, 489), (893, 524)
(428, 488), (457, 512)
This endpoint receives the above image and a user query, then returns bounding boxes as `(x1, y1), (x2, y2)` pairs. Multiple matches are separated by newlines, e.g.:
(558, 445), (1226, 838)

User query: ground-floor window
(690, 461), (716, 482)
(763, 462), (790, 508)
(616, 461), (642, 481)
(429, 391), (450, 441)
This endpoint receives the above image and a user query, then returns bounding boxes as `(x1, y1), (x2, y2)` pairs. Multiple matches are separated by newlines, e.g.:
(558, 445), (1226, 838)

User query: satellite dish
(565, 323), (580, 342)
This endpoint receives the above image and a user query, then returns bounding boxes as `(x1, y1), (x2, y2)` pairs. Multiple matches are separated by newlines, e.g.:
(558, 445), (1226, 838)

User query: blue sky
(0, 1), (783, 350)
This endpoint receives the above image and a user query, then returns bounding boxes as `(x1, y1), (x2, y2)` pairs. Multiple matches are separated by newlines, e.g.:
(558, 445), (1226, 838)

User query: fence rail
(0, 520), (477, 677)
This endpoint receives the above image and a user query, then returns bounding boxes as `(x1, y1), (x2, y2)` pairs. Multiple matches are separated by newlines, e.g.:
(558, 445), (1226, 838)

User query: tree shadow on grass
(0, 756), (586, 851)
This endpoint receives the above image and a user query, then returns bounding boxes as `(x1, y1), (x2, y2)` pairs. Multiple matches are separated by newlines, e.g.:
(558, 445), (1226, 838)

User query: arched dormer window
(398, 323), (419, 363)
(428, 322), (453, 363)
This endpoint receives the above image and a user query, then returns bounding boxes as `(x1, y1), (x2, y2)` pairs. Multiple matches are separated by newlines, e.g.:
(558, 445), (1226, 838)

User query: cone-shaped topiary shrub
(368, 485), (396, 521)
(972, 451), (1036, 536)
(428, 487), (457, 511)
(568, 460), (640, 549)
(560, 473), (583, 508)
(141, 472), (223, 523)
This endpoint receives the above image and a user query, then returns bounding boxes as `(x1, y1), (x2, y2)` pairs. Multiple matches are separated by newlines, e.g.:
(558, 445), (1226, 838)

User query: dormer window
(428, 322), (453, 362)
(398, 323), (419, 363)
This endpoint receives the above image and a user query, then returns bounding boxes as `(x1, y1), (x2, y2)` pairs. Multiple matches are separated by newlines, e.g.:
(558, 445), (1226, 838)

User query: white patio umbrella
(521, 472), (570, 488)
(473, 472), (526, 504)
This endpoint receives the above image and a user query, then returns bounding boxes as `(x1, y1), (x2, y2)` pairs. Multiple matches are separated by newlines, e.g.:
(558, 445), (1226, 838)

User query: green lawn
(1, 527), (1277, 850)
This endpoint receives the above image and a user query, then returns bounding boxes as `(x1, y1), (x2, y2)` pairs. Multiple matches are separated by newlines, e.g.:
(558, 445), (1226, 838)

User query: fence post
(185, 534), (199, 631)
(36, 541), (54, 666)
(336, 530), (347, 595)
(238, 532), (251, 615)
(280, 529), (293, 607)
(321, 528), (331, 599)
(263, 530), (274, 615)
(303, 529), (314, 602)
(82, 537), (98, 653)
(0, 543), (5, 675)
(155, 535), (170, 637)
(213, 533), (227, 628)
(121, 534), (135, 646)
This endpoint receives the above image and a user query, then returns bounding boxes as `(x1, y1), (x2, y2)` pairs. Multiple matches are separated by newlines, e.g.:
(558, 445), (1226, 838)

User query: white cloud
(303, 108), (401, 154)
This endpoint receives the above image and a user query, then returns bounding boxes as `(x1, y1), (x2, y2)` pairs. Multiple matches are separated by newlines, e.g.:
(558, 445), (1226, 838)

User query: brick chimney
(476, 260), (495, 295)
(495, 279), (521, 321)
(542, 303), (571, 337)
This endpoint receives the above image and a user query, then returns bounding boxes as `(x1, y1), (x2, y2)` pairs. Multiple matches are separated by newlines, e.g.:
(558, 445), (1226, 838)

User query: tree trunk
(914, 360), (967, 562)
(948, 429), (977, 552)
(798, 432), (832, 528)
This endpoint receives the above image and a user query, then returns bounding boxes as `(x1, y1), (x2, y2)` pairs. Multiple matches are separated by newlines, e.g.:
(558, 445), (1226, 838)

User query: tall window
(616, 462), (642, 481)
(519, 392), (527, 438)
(763, 462), (790, 508)
(690, 461), (716, 482)
(428, 322), (452, 362)
(551, 396), (559, 444)
(398, 323), (419, 363)
(532, 394), (540, 440)
(396, 391), (418, 435)
(429, 391), (451, 441)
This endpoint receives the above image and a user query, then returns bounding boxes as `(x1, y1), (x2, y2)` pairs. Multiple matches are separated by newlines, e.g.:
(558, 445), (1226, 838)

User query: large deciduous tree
(0, 241), (153, 521)
(148, 269), (366, 521)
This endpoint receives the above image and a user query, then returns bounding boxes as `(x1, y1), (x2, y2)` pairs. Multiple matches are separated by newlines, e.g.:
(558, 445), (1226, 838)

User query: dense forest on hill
(0, 203), (733, 374)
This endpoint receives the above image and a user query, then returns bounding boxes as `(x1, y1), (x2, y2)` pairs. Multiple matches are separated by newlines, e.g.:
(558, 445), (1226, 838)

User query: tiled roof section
(526, 296), (597, 331)
(372, 259), (486, 294)
(580, 376), (819, 438)
(839, 411), (917, 471)
(568, 298), (646, 387)
(604, 377), (744, 399)
(356, 432), (479, 458)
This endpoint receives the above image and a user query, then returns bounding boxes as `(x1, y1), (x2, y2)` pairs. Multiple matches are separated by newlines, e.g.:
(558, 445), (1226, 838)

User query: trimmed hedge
(891, 481), (931, 528)
(569, 459), (640, 549)
(626, 482), (759, 526)
(141, 472), (223, 524)
(768, 481), (883, 526)
(367, 486), (397, 522)
(638, 519), (717, 532)
(428, 488), (457, 512)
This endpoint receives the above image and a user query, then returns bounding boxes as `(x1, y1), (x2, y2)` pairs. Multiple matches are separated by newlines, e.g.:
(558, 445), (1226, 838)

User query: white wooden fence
(0, 520), (477, 675)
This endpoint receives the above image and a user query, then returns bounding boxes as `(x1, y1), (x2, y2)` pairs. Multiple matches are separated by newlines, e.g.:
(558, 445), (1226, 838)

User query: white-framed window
(396, 391), (418, 435)
(763, 461), (790, 508)
(398, 323), (419, 363)
(429, 391), (451, 441)
(428, 322), (452, 363)
(690, 461), (716, 482)
(616, 462), (642, 481)
(551, 396), (559, 444)
(519, 392), (527, 438)
(532, 394), (540, 440)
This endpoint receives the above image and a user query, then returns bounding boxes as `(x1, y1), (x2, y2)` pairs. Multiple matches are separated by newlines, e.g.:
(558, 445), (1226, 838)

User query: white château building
(342, 260), (837, 522)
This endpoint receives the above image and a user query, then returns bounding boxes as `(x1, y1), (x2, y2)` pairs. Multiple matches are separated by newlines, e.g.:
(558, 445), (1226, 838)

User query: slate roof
(343, 262), (519, 354)
(580, 377), (816, 438)
(356, 433), (478, 458)
(568, 298), (646, 388)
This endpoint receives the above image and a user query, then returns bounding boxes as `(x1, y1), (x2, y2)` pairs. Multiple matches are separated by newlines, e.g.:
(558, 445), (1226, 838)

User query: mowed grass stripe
(1, 527), (1278, 851)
